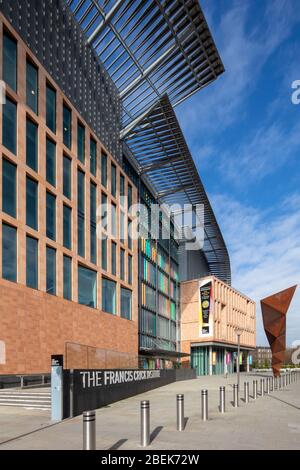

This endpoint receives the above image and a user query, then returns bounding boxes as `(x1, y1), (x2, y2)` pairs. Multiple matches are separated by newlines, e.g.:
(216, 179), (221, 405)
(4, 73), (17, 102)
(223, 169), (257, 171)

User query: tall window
(128, 184), (132, 212)
(26, 236), (38, 289)
(111, 163), (116, 198)
(120, 211), (125, 243)
(90, 182), (97, 264)
(102, 278), (116, 315)
(77, 122), (85, 163)
(77, 170), (85, 257)
(78, 265), (97, 308)
(121, 288), (132, 320)
(2, 97), (17, 154)
(120, 248), (125, 281)
(128, 219), (132, 250)
(63, 205), (72, 250)
(2, 223), (17, 282)
(90, 138), (97, 176)
(26, 60), (38, 114)
(63, 255), (72, 301)
(2, 159), (16, 218)
(46, 192), (56, 241)
(120, 174), (125, 199)
(101, 193), (107, 230)
(63, 155), (71, 199)
(46, 246), (56, 296)
(101, 153), (107, 187)
(128, 255), (132, 285)
(3, 31), (17, 91)
(26, 119), (38, 171)
(46, 83), (56, 133)
(26, 177), (38, 230)
(101, 237), (107, 271)
(46, 138), (56, 186)
(63, 104), (72, 149)
(111, 242), (117, 276)
(111, 203), (117, 237)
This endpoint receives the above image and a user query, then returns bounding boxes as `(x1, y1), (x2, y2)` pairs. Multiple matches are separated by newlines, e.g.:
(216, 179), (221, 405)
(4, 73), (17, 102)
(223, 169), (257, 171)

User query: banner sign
(199, 280), (213, 337)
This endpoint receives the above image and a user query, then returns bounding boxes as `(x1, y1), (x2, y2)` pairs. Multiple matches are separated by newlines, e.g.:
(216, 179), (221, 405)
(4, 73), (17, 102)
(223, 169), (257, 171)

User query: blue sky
(177, 0), (300, 346)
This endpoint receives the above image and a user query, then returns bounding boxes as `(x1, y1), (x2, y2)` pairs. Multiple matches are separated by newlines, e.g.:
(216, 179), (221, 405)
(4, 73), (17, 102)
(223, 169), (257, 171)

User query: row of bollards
(82, 370), (300, 449)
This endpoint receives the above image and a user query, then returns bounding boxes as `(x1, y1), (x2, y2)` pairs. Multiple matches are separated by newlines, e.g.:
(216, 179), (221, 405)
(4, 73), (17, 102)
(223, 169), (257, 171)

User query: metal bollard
(260, 378), (264, 396)
(244, 382), (249, 403)
(253, 380), (257, 400)
(83, 411), (96, 450)
(201, 389), (208, 421)
(141, 401), (150, 447)
(219, 386), (225, 413)
(270, 376), (273, 392)
(233, 384), (239, 408)
(266, 377), (270, 394)
(176, 394), (184, 431)
(279, 376), (281, 389)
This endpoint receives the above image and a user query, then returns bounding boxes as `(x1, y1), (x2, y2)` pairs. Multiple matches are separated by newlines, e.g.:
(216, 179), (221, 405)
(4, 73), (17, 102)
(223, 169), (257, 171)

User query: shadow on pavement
(150, 426), (163, 443)
(108, 439), (128, 450)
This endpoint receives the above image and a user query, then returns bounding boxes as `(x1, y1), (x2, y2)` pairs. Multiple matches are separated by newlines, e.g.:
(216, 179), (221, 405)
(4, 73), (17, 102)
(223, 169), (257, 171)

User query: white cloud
(211, 192), (300, 346)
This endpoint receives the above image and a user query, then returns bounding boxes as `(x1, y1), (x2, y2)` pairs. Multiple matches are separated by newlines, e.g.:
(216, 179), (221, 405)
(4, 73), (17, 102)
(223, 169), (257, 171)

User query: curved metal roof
(124, 95), (231, 284)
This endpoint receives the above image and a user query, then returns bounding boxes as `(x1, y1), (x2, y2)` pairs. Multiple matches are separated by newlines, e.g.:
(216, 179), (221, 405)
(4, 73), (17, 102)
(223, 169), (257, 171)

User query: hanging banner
(199, 280), (214, 337)
(212, 351), (217, 365)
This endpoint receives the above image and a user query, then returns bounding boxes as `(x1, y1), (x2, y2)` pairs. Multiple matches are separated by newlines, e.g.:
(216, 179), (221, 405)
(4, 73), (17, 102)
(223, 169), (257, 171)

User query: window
(101, 153), (107, 187)
(26, 119), (38, 171)
(120, 211), (125, 243)
(26, 236), (38, 289)
(3, 31), (17, 91)
(77, 122), (85, 163)
(63, 155), (71, 199)
(77, 170), (85, 257)
(120, 248), (125, 281)
(111, 242), (117, 276)
(111, 164), (116, 197)
(46, 192), (56, 241)
(90, 182), (97, 264)
(128, 219), (132, 250)
(46, 83), (56, 133)
(26, 177), (38, 230)
(63, 104), (72, 149)
(121, 288), (132, 320)
(128, 184), (132, 212)
(2, 97), (17, 154)
(2, 223), (17, 282)
(2, 159), (16, 218)
(63, 205), (72, 250)
(101, 237), (107, 271)
(46, 138), (56, 186)
(46, 246), (56, 296)
(102, 278), (116, 315)
(101, 193), (107, 230)
(90, 138), (97, 176)
(111, 203), (117, 237)
(78, 265), (97, 308)
(26, 60), (38, 114)
(120, 174), (125, 198)
(128, 255), (132, 285)
(63, 256), (72, 301)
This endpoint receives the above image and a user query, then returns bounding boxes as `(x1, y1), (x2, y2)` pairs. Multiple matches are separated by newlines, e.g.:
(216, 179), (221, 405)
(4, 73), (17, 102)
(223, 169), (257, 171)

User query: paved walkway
(0, 374), (300, 450)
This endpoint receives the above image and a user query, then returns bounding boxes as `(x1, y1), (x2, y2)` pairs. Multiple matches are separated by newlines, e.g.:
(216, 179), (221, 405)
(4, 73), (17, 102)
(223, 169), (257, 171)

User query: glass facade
(46, 138), (56, 186)
(102, 278), (116, 315)
(120, 248), (125, 280)
(90, 138), (97, 176)
(26, 119), (38, 171)
(2, 158), (16, 218)
(46, 246), (56, 295)
(101, 237), (107, 271)
(63, 104), (72, 149)
(46, 192), (56, 241)
(78, 265), (97, 308)
(77, 122), (85, 163)
(111, 163), (116, 198)
(121, 288), (132, 320)
(26, 60), (38, 114)
(26, 177), (38, 230)
(26, 236), (38, 289)
(77, 170), (85, 257)
(3, 31), (17, 91)
(63, 255), (72, 301)
(111, 242), (116, 276)
(128, 255), (132, 285)
(46, 84), (56, 133)
(2, 223), (17, 282)
(63, 204), (72, 250)
(63, 154), (71, 199)
(90, 182), (97, 264)
(2, 97), (17, 154)
(101, 153), (107, 187)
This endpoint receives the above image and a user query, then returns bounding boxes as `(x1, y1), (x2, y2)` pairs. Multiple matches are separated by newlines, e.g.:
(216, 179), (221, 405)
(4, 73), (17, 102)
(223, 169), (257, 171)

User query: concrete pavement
(0, 373), (300, 450)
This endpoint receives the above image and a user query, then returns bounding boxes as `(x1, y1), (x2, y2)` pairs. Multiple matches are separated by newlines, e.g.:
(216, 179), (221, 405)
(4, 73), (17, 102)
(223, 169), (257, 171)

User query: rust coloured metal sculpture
(261, 286), (297, 377)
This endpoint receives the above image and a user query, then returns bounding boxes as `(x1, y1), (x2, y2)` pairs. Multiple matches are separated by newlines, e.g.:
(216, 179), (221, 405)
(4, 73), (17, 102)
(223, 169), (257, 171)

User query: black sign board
(51, 355), (64, 367)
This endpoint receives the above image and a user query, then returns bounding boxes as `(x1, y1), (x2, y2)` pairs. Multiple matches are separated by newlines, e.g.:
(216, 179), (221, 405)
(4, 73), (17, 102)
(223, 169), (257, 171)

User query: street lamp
(235, 328), (242, 390)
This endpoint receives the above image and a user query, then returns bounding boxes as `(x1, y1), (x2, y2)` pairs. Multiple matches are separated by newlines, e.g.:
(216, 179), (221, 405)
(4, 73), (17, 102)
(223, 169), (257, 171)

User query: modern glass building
(0, 0), (234, 374)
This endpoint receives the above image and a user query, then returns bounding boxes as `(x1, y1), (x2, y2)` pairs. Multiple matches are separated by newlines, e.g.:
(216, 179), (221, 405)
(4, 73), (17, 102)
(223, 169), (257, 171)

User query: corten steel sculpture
(261, 286), (297, 377)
